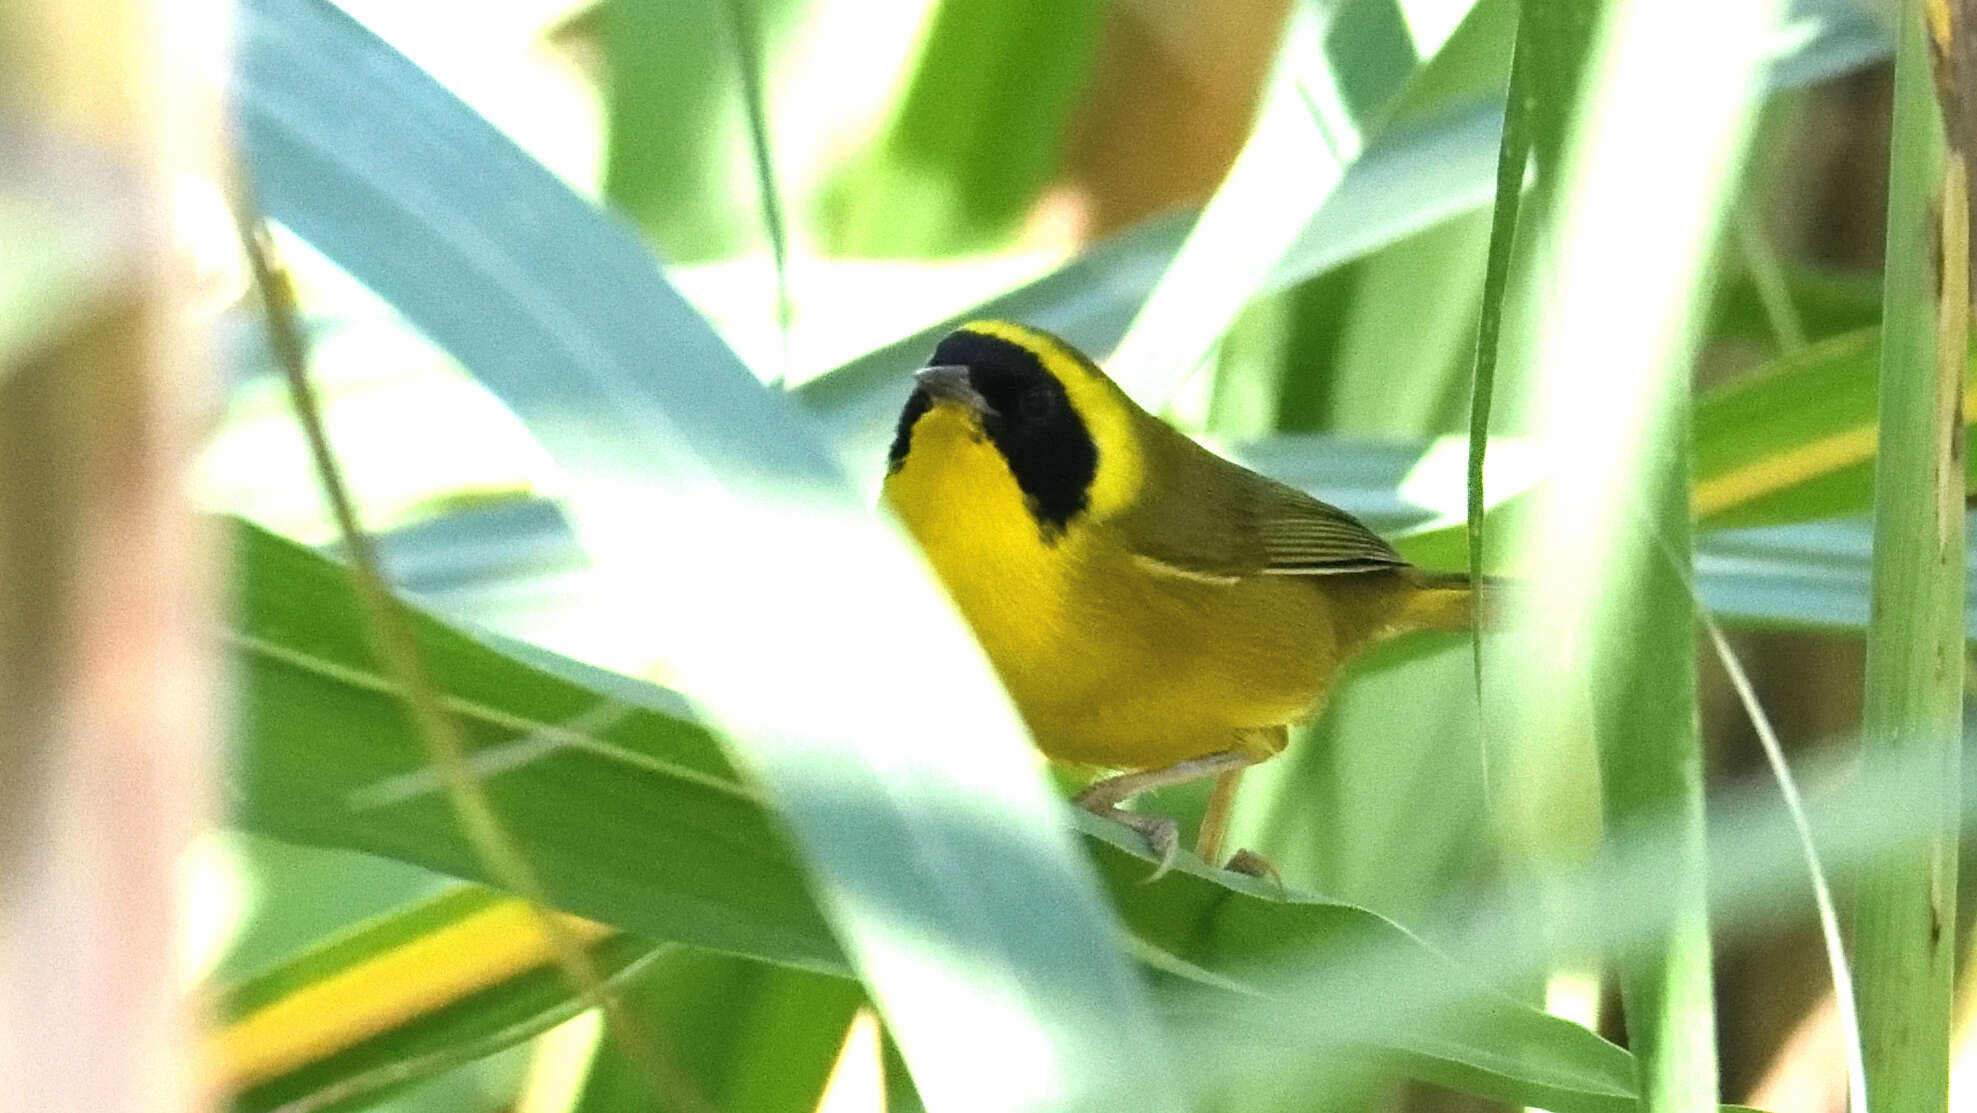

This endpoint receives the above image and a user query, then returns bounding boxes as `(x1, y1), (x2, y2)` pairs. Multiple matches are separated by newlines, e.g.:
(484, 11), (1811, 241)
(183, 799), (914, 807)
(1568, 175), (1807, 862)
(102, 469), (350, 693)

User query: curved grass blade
(232, 5), (1179, 1109)
(1463, 0), (1534, 737)
(1694, 327), (1977, 529)
(239, 514), (1735, 1113)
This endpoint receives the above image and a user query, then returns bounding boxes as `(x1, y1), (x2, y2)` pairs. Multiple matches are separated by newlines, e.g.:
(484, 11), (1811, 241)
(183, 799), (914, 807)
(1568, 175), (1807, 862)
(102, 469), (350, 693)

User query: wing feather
(1112, 428), (1406, 581)
(1251, 480), (1404, 574)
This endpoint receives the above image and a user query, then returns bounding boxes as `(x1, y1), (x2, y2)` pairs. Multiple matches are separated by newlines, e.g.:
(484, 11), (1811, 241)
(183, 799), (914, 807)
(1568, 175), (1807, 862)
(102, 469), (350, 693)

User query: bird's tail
(1396, 570), (1514, 633)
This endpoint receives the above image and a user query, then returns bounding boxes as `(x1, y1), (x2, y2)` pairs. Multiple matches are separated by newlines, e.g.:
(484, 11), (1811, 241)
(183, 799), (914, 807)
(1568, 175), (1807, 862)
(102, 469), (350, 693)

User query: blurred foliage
(198, 1), (1976, 1113)
(819, 0), (1104, 255)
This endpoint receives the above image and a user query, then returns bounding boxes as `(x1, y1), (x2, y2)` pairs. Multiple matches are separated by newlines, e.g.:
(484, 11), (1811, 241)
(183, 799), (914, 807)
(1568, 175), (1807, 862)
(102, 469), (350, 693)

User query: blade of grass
(231, 517), (1737, 1113)
(1697, 615), (1866, 1113)
(1500, 0), (1787, 1105)
(1463, 1), (1532, 764)
(235, 5), (1184, 1108)
(1471, 0), (1605, 1027)
(719, 0), (793, 383)
(1598, 418), (1717, 1113)
(211, 887), (662, 1112)
(1734, 205), (1809, 355)
(1853, 2), (1968, 1110)
(1171, 734), (1977, 1105)
(1401, 322), (1977, 564)
(229, 199), (713, 1113)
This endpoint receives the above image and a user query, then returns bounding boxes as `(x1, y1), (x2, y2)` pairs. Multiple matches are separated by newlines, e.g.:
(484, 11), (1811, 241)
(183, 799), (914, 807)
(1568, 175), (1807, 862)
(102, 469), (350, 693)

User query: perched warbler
(882, 320), (1477, 876)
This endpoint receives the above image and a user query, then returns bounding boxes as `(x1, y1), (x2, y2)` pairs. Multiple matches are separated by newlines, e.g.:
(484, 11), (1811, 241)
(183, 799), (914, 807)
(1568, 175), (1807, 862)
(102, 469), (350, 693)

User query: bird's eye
(1019, 388), (1056, 422)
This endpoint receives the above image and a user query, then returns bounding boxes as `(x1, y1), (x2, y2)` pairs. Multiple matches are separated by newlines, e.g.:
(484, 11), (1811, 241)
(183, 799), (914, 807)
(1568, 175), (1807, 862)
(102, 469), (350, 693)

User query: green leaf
(1399, 324), (1977, 565)
(1852, 1), (1965, 1107)
(1079, 823), (1688, 1113)
(236, 7), (1181, 1111)
(227, 521), (1795, 1113)
(1693, 326), (1977, 530)
(798, 18), (1893, 467)
(215, 885), (661, 1113)
(232, 515), (1731, 1113)
(567, 950), (863, 1113)
(231, 519), (837, 969)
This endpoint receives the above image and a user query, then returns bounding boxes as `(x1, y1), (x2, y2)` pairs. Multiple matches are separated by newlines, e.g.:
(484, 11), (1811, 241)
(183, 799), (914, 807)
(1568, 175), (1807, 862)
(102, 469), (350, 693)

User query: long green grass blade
(1853, 2), (1967, 1110)
(1464, 3), (1532, 701)
(231, 515), (1714, 1113)
(1401, 323), (1977, 567)
(214, 886), (659, 1113)
(1498, 0), (1788, 1105)
(231, 519), (836, 968)
(718, 0), (794, 379)
(235, 6), (1180, 1109)
(1699, 616), (1866, 1113)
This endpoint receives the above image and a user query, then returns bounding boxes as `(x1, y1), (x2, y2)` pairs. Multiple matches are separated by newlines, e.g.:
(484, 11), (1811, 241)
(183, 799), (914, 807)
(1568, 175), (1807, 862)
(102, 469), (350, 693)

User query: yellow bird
(882, 320), (1477, 875)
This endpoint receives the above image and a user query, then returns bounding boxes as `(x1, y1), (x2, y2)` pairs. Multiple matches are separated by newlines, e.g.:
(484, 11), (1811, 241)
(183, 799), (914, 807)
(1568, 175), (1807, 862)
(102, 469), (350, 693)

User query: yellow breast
(883, 406), (1345, 770)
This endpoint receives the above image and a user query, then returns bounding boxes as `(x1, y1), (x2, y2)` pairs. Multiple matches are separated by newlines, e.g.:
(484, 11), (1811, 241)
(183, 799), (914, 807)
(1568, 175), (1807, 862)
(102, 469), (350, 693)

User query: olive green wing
(1112, 429), (1405, 580)
(1247, 478), (1405, 573)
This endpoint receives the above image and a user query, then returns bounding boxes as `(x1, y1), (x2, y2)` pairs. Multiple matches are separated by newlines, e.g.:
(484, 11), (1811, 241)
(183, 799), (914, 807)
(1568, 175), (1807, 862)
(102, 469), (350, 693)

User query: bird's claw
(1081, 804), (1181, 881)
(1222, 848), (1282, 887)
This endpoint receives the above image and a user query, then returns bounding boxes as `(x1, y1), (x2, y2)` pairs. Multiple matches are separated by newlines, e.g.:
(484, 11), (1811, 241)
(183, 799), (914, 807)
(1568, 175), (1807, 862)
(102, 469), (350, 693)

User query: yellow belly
(883, 409), (1349, 770)
(997, 537), (1346, 767)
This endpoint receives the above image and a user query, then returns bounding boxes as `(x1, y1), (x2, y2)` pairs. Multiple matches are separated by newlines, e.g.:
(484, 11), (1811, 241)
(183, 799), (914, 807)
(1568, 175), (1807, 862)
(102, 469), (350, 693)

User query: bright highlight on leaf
(196, 2), (1977, 1113)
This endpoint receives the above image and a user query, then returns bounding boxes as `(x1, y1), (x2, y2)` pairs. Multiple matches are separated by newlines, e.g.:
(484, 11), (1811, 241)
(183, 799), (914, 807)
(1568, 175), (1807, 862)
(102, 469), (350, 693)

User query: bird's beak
(914, 364), (994, 416)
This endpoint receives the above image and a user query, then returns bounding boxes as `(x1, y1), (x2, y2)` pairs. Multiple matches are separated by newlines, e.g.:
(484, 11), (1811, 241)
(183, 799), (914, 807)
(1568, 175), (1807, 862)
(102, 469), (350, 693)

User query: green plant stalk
(1854, 2), (1967, 1110)
(719, 0), (792, 383)
(1499, 0), (1784, 1100)
(1467, 8), (1534, 764)
(1596, 406), (1718, 1113)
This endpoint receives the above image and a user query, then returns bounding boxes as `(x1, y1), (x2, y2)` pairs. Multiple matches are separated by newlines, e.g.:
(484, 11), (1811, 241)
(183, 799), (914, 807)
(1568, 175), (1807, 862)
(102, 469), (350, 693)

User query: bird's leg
(1194, 767), (1245, 866)
(1195, 765), (1282, 885)
(1074, 749), (1256, 880)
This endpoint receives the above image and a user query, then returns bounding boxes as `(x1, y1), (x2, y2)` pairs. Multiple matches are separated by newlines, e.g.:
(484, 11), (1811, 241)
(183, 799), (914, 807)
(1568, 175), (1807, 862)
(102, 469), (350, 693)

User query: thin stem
(229, 194), (711, 1113)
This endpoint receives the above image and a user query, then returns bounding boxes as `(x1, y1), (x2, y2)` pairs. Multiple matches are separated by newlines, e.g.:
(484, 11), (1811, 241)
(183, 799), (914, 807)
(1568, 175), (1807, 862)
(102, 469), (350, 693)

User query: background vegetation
(7, 0), (1974, 1111)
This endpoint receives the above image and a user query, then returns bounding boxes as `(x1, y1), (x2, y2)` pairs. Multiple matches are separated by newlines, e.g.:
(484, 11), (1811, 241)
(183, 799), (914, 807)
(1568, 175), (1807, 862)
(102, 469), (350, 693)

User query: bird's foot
(1222, 848), (1283, 888)
(1075, 798), (1181, 881)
